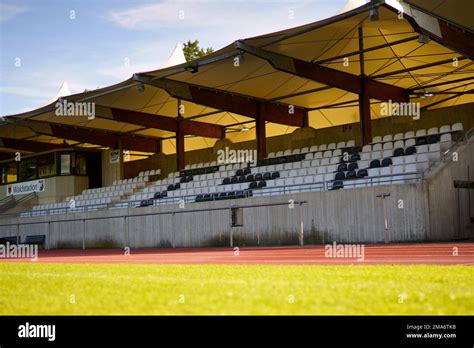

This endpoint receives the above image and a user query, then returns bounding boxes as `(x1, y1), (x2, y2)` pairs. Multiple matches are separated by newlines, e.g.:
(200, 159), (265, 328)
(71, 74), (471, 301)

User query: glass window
(1, 162), (18, 184)
(19, 158), (37, 181)
(75, 154), (87, 175)
(60, 154), (71, 175)
(38, 153), (56, 178)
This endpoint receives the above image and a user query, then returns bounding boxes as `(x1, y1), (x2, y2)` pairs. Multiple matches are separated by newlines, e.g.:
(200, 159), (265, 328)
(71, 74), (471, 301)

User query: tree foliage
(183, 40), (214, 62)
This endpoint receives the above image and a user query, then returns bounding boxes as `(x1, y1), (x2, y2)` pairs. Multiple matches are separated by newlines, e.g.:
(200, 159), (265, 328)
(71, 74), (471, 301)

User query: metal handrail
(422, 127), (474, 178)
(3, 171), (421, 220)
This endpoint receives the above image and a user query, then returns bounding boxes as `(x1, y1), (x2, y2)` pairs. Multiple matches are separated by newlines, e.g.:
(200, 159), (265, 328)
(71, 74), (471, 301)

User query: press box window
(1, 162), (18, 184)
(60, 154), (71, 175)
(19, 158), (37, 181)
(231, 207), (243, 227)
(38, 153), (55, 178)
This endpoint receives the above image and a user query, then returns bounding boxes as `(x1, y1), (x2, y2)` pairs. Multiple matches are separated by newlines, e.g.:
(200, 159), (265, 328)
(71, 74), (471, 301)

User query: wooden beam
(235, 41), (409, 103)
(11, 119), (161, 153)
(176, 100), (185, 171)
(256, 104), (267, 161)
(134, 74), (306, 127)
(0, 137), (68, 152)
(110, 107), (225, 138)
(359, 27), (372, 145)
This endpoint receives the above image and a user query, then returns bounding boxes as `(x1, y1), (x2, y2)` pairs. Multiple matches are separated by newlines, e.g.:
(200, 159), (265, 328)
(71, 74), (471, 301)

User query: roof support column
(256, 103), (267, 162)
(358, 27), (372, 145)
(176, 99), (185, 171)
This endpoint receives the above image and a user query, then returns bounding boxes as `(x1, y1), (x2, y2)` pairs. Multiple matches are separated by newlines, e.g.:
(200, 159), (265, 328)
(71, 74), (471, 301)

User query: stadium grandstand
(0, 0), (473, 249)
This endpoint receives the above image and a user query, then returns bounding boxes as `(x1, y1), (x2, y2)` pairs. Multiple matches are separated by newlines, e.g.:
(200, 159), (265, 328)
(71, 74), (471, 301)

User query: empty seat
(382, 142), (393, 150)
(362, 145), (371, 153)
(346, 140), (355, 147)
(416, 129), (427, 137)
(346, 170), (356, 179)
(393, 140), (404, 149)
(440, 133), (452, 142)
(416, 145), (429, 153)
(381, 158), (393, 167)
(292, 149), (301, 154)
(337, 163), (347, 172)
(369, 159), (381, 168)
(427, 134), (440, 144)
(405, 146), (416, 155)
(393, 148), (404, 157)
(331, 180), (343, 190)
(382, 135), (393, 142)
(350, 154), (361, 162)
(335, 172), (345, 181)
(392, 156), (404, 165)
(301, 147), (309, 153)
(427, 127), (438, 135)
(372, 136), (382, 143)
(415, 137), (427, 146)
(372, 143), (382, 151)
(319, 144), (327, 151)
(452, 123), (463, 132)
(439, 125), (450, 133)
(309, 145), (318, 152)
(327, 143), (336, 150)
(357, 169), (368, 178)
(405, 138), (416, 147)
(393, 133), (404, 141)
(336, 141), (346, 149)
(348, 162), (358, 172)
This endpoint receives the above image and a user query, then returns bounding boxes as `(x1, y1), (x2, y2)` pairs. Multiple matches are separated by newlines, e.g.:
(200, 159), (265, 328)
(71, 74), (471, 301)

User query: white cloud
(0, 3), (29, 22)
(105, 0), (343, 52)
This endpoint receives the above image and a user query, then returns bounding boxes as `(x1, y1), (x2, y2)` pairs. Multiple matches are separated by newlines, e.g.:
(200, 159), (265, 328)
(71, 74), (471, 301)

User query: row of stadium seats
(24, 122), (463, 214)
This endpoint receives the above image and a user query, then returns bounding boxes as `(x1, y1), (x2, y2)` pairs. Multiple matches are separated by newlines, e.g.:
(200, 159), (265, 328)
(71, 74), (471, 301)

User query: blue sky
(0, 0), (347, 116)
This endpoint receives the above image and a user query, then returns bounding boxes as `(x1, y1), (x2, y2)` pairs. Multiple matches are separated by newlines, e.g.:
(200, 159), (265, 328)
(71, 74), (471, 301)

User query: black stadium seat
(331, 180), (343, 190)
(236, 169), (244, 176)
(263, 172), (271, 180)
(335, 172), (345, 181)
(427, 134), (440, 144)
(222, 177), (231, 185)
(271, 172), (280, 179)
(161, 191), (168, 197)
(381, 157), (393, 167)
(231, 176), (238, 184)
(255, 173), (263, 181)
(227, 191), (236, 198)
(405, 146), (417, 155)
(195, 195), (204, 202)
(249, 181), (258, 189)
(348, 162), (358, 172)
(246, 174), (254, 182)
(203, 194), (211, 201)
(337, 163), (347, 172)
(357, 169), (368, 178)
(174, 183), (181, 190)
(258, 180), (267, 188)
(219, 192), (227, 200)
(236, 190), (245, 198)
(153, 192), (162, 199)
(350, 153), (361, 162)
(0, 236), (19, 245)
(238, 175), (246, 183)
(346, 170), (356, 179)
(243, 168), (251, 176)
(393, 148), (404, 157)
(415, 136), (427, 146)
(167, 184), (175, 191)
(369, 159), (381, 168)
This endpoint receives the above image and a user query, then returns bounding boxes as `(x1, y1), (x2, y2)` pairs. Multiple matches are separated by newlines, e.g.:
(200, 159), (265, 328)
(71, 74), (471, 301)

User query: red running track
(0, 243), (473, 265)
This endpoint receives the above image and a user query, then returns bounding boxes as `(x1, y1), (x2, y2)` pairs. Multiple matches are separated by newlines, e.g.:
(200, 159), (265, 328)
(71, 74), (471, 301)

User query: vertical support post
(82, 219), (86, 250)
(256, 103), (267, 162)
(117, 138), (125, 180)
(176, 99), (185, 171)
(358, 26), (372, 145)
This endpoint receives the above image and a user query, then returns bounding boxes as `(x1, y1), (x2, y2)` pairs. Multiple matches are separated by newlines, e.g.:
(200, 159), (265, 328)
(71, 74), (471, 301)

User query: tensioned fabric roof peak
(1, 0), (473, 157)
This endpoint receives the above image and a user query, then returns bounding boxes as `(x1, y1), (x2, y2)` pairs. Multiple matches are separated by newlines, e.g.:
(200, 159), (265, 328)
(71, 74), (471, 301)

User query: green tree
(183, 40), (214, 62)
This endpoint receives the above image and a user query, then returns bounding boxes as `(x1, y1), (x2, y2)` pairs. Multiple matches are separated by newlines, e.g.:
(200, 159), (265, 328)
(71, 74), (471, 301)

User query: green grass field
(0, 263), (472, 315)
